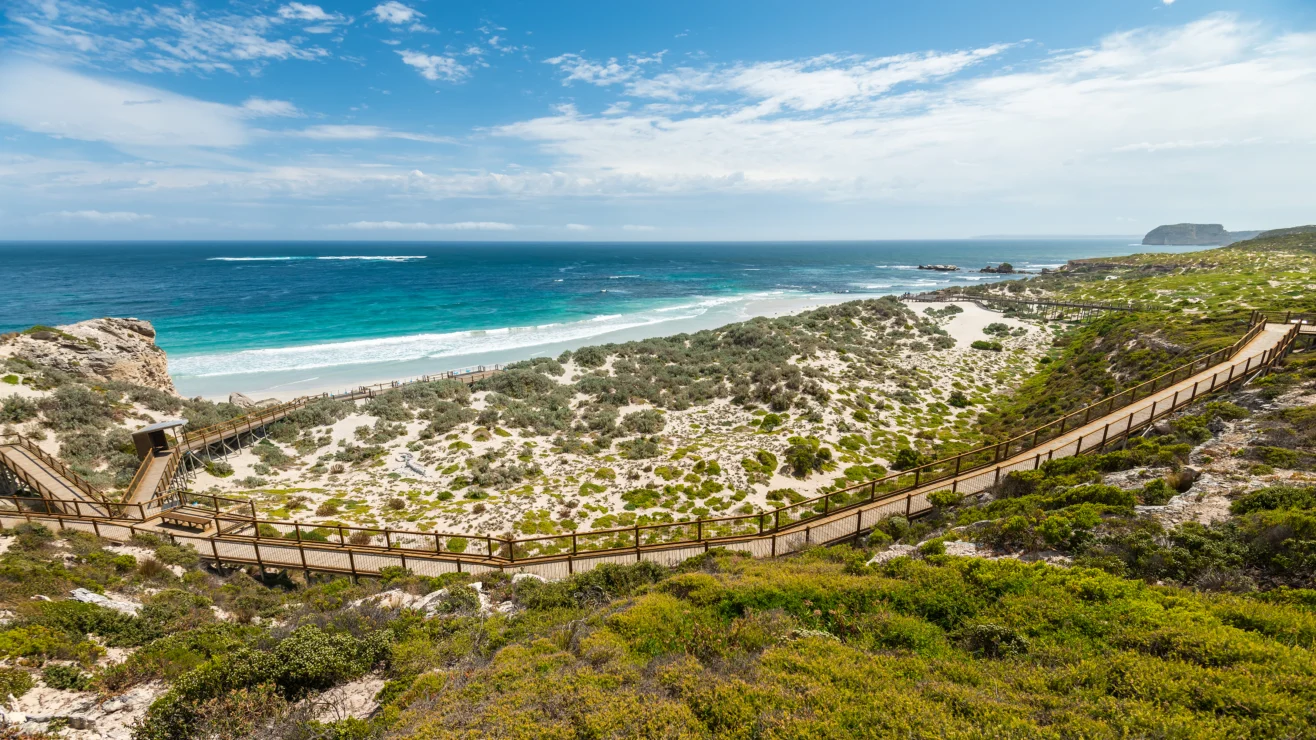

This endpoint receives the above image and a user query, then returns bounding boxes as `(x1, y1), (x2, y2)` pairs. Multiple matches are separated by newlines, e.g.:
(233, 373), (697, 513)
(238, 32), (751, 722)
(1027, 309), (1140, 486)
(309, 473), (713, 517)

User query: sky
(1, 0), (1314, 241)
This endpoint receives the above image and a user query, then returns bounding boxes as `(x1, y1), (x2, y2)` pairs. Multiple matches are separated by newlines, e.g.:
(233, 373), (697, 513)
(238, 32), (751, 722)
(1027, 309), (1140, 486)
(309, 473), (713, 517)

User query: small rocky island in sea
(916, 264), (959, 271)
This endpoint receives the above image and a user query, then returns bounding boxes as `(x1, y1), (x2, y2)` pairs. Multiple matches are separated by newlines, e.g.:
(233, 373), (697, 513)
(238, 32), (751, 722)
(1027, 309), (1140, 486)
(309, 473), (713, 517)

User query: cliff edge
(1, 318), (177, 395)
(1142, 223), (1261, 246)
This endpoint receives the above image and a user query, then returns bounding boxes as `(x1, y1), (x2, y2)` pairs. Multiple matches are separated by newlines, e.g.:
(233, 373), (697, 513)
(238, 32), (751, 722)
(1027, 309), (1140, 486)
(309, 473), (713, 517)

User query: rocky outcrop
(1142, 223), (1262, 246)
(2, 318), (176, 395)
(229, 392), (280, 409)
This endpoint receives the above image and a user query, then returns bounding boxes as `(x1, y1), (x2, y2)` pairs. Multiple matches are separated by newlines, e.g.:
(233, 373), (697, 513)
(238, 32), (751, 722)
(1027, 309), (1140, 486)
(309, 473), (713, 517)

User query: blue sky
(2, 0), (1314, 240)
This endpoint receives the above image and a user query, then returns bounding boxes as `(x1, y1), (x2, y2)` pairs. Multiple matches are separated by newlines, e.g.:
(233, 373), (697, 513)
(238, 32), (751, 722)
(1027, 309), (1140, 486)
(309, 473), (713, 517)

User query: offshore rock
(2, 318), (176, 394)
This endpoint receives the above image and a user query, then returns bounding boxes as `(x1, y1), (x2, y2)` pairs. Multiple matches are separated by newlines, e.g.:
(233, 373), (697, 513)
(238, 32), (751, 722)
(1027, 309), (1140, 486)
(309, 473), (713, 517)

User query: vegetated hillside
(1251, 225), (1316, 240)
(3, 296), (1048, 542)
(2, 241), (1316, 737)
(948, 231), (1316, 439)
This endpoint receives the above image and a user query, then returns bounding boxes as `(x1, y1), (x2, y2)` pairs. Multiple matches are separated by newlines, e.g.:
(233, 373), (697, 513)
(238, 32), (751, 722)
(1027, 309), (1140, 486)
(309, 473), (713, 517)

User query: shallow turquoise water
(0, 239), (1174, 395)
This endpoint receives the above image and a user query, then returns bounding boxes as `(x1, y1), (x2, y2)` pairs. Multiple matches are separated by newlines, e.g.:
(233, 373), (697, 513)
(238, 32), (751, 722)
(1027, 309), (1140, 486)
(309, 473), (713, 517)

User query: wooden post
(347, 549), (357, 581)
(253, 541), (265, 582)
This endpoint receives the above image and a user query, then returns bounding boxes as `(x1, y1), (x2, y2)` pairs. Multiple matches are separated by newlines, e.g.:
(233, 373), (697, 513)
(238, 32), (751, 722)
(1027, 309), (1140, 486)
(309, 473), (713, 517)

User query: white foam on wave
(171, 313), (692, 377)
(318, 255), (426, 262)
(609, 274), (640, 279)
(170, 291), (810, 378)
(208, 257), (302, 262)
(207, 255), (426, 263)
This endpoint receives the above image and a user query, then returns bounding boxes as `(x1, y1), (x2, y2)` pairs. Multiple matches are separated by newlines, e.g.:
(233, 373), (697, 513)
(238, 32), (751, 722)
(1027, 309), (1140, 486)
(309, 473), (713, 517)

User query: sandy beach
(178, 291), (897, 402)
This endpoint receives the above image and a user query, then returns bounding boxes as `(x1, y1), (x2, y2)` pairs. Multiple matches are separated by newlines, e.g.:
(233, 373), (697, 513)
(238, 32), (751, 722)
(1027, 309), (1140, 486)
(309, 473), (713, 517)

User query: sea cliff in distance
(1141, 222), (1261, 246)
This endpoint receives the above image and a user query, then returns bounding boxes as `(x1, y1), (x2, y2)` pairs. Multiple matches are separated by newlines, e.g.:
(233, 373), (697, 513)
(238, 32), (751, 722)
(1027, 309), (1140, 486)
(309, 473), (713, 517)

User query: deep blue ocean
(0, 240), (1172, 397)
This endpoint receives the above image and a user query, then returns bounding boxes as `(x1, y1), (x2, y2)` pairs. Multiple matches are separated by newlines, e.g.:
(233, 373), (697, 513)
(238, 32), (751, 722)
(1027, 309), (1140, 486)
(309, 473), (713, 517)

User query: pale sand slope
(939, 302), (1031, 346)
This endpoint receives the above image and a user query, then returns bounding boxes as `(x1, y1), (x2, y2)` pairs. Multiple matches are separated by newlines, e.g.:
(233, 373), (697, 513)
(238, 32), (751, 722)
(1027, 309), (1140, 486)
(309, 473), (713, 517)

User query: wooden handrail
(0, 317), (1299, 576)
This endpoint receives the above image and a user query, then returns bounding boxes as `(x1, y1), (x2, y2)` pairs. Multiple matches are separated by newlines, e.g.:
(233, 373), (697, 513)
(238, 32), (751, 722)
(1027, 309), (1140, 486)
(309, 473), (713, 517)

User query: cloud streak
(329, 221), (518, 230)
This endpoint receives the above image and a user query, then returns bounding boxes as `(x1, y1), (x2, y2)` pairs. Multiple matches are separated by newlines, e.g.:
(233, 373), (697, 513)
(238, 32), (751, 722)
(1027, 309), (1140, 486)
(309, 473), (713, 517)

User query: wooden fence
(0, 318), (1299, 580)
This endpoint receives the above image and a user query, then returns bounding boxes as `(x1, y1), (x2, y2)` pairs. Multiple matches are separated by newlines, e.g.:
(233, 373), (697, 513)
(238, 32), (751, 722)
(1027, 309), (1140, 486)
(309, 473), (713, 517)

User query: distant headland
(1141, 223), (1261, 246)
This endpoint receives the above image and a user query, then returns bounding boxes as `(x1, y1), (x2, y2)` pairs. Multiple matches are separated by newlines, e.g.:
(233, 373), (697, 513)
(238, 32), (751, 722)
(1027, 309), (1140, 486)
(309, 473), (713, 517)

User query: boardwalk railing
(179, 364), (506, 452)
(0, 434), (108, 504)
(0, 318), (1301, 580)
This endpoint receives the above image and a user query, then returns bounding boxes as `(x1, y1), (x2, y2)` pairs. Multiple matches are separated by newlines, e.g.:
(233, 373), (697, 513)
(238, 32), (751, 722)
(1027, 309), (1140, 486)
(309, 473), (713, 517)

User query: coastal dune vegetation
(1, 232), (1316, 737)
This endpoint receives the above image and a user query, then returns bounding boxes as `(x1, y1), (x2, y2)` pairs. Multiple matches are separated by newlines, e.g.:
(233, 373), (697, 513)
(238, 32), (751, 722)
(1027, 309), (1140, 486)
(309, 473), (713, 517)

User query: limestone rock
(943, 541), (980, 557)
(71, 588), (141, 615)
(229, 392), (280, 409)
(4, 318), (176, 394)
(867, 544), (917, 565)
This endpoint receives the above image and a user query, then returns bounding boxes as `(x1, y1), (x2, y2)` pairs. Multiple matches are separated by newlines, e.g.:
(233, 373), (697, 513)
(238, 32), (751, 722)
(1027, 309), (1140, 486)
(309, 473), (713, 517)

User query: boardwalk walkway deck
(0, 318), (1303, 580)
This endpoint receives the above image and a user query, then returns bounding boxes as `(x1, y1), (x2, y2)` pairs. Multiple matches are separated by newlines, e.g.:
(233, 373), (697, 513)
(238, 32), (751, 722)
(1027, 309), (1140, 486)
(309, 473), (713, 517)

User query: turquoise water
(0, 240), (1170, 396)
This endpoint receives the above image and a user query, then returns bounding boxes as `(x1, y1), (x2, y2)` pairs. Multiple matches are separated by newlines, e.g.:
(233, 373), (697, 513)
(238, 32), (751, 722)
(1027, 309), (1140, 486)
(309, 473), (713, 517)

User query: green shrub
(1252, 446), (1300, 469)
(891, 447), (926, 471)
(785, 436), (831, 477)
(620, 409), (665, 435)
(865, 528), (893, 548)
(204, 460), (235, 478)
(0, 667), (34, 698)
(42, 664), (92, 691)
(1231, 485), (1316, 515)
(136, 625), (392, 740)
(970, 340), (1003, 352)
(956, 623), (1029, 657)
(927, 490), (963, 509)
(0, 395), (39, 423)
(1140, 479), (1175, 506)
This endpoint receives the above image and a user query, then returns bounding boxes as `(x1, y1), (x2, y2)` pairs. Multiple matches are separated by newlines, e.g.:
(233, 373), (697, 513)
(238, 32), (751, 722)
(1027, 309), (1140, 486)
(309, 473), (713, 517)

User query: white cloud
(545, 54), (643, 85)
(292, 125), (452, 143)
(50, 210), (152, 223)
(0, 62), (248, 148)
(397, 51), (469, 82)
(622, 224), (657, 231)
(7, 0), (333, 74)
(276, 3), (340, 22)
(501, 15), (1316, 203)
(241, 97), (302, 117)
(371, 1), (421, 24)
(565, 223), (591, 231)
(330, 221), (517, 230)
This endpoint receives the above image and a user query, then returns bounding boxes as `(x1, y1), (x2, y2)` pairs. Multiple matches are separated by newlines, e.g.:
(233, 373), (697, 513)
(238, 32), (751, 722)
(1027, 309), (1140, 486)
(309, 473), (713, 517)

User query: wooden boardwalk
(0, 318), (1303, 580)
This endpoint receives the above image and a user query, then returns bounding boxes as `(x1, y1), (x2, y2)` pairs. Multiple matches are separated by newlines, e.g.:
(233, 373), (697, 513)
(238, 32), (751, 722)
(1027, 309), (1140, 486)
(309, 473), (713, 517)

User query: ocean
(0, 239), (1177, 398)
